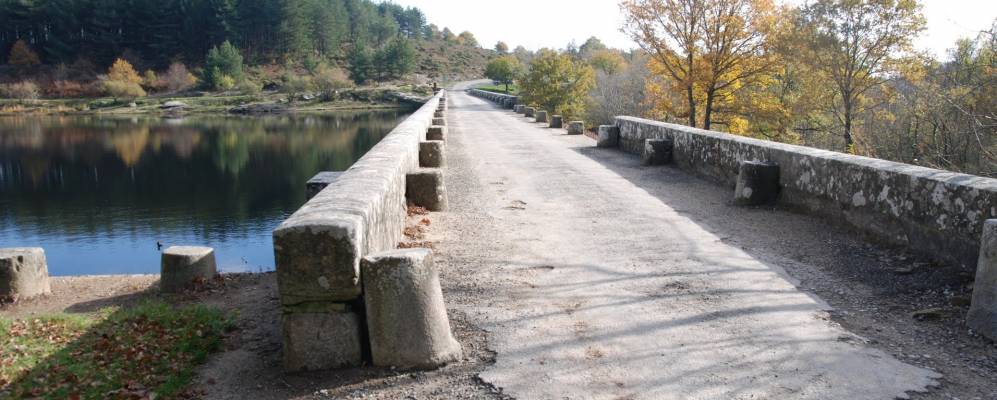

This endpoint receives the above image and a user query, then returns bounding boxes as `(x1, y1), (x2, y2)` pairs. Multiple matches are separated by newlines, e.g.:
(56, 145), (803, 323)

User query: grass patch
(0, 302), (230, 399)
(476, 84), (519, 95)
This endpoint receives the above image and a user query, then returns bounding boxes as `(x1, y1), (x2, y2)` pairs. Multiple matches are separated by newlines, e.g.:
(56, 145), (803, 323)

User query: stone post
(306, 171), (343, 200)
(514, 105), (525, 114)
(597, 125), (619, 147)
(432, 117), (446, 126)
(535, 110), (549, 123)
(568, 121), (585, 135)
(160, 246), (217, 293)
(733, 161), (781, 206)
(525, 107), (536, 118)
(362, 248), (462, 369)
(419, 141), (446, 168)
(407, 169), (448, 211)
(969, 219), (997, 340)
(434, 110), (445, 118)
(427, 125), (447, 141)
(0, 248), (51, 301)
(549, 115), (564, 129)
(642, 138), (674, 166)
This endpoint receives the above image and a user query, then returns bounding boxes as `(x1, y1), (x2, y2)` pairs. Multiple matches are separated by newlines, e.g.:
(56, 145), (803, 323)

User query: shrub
(142, 69), (161, 90)
(163, 62), (197, 92)
(314, 65), (352, 96)
(212, 72), (236, 91)
(238, 79), (262, 95)
(108, 58), (142, 85)
(45, 80), (99, 98)
(280, 73), (315, 101)
(0, 81), (40, 102)
(205, 41), (244, 82)
(103, 80), (146, 100)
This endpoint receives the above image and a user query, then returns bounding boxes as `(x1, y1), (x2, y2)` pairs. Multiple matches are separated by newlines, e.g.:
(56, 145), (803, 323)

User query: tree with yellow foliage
(519, 49), (595, 119)
(622, 0), (780, 131)
(103, 58), (146, 100)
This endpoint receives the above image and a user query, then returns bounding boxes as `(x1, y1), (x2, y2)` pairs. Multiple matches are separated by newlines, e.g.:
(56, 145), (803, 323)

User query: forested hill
(0, 0), (489, 80)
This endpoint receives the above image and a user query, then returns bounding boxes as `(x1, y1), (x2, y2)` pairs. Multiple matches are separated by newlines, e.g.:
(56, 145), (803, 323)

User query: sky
(388, 0), (996, 60)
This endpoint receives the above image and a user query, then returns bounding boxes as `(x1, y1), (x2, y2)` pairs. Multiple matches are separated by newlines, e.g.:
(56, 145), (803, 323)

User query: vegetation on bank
(0, 302), (229, 399)
(0, 0), (491, 109)
(494, 1), (996, 178)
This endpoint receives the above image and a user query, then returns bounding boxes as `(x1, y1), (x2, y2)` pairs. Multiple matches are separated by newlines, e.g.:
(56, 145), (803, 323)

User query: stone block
(427, 125), (447, 141)
(306, 171), (343, 200)
(969, 219), (997, 340)
(363, 249), (462, 369)
(274, 216), (363, 304)
(514, 105), (525, 114)
(0, 248), (51, 301)
(419, 141), (446, 168)
(733, 161), (781, 206)
(432, 117), (446, 126)
(642, 138), (674, 166)
(535, 110), (548, 123)
(434, 110), (445, 118)
(407, 169), (448, 211)
(568, 121), (585, 135)
(525, 107), (536, 118)
(597, 125), (619, 147)
(282, 311), (364, 371)
(160, 246), (217, 293)
(549, 115), (563, 129)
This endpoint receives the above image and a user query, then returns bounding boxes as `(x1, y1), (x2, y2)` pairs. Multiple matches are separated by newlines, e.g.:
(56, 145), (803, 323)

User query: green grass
(476, 84), (519, 95)
(0, 302), (230, 399)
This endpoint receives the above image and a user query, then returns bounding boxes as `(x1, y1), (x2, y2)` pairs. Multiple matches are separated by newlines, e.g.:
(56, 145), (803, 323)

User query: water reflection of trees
(0, 111), (409, 238)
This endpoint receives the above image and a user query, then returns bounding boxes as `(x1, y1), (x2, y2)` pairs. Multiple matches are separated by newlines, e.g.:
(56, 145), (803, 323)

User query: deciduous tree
(519, 49), (595, 119)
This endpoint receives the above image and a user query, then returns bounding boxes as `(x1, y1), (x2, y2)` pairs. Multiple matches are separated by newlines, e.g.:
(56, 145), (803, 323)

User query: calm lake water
(0, 111), (411, 276)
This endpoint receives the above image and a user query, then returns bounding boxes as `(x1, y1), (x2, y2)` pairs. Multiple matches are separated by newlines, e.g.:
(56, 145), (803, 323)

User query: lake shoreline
(0, 89), (426, 117)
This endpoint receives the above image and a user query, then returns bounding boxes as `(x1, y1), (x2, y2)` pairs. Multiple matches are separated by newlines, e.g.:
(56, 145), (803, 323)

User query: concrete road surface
(435, 83), (940, 399)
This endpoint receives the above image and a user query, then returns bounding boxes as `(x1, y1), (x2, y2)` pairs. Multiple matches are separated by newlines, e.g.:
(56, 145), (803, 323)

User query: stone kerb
(273, 90), (445, 372)
(612, 115), (997, 269)
(0, 248), (51, 301)
(468, 89), (518, 109)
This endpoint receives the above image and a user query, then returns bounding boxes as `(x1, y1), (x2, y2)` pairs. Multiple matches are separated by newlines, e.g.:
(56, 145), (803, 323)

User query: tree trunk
(686, 53), (696, 128)
(704, 88), (715, 131)
(843, 98), (854, 152)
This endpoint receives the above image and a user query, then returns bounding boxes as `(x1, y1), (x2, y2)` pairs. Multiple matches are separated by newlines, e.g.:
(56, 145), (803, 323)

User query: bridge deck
(435, 86), (939, 399)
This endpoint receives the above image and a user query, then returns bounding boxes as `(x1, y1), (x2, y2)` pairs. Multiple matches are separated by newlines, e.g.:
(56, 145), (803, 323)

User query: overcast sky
(388, 0), (996, 60)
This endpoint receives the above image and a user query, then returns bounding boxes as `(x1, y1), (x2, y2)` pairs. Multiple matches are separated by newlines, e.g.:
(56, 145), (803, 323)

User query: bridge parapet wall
(614, 115), (997, 269)
(468, 88), (518, 109)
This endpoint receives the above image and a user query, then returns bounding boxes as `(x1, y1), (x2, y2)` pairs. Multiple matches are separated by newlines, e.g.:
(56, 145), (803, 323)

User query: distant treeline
(0, 0), (433, 68)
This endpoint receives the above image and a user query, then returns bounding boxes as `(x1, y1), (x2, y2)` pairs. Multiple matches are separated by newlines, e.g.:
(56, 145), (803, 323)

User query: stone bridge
(271, 82), (997, 399)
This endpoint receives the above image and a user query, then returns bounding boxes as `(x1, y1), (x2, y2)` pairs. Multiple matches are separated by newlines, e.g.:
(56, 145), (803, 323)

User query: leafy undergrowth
(0, 302), (229, 399)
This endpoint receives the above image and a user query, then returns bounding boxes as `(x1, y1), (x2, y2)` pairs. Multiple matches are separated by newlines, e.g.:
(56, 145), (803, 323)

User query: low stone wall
(273, 90), (445, 370)
(467, 88), (518, 109)
(613, 116), (997, 269)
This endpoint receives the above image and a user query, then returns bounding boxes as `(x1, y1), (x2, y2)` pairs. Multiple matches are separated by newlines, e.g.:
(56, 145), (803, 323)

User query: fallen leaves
(0, 302), (229, 399)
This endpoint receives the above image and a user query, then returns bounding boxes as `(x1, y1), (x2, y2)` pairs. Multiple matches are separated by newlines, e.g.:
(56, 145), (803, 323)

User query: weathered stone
(434, 110), (445, 118)
(734, 161), (781, 206)
(969, 219), (997, 340)
(406, 169), (447, 211)
(535, 110), (548, 123)
(568, 121), (585, 135)
(549, 115), (563, 129)
(160, 246), (217, 292)
(597, 125), (619, 147)
(362, 249), (462, 369)
(275, 217), (363, 304)
(0, 248), (51, 301)
(160, 100), (187, 109)
(525, 107), (536, 118)
(432, 117), (446, 126)
(282, 311), (364, 371)
(306, 171), (343, 200)
(419, 141), (446, 168)
(514, 105), (525, 114)
(427, 125), (447, 141)
(642, 138), (674, 166)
